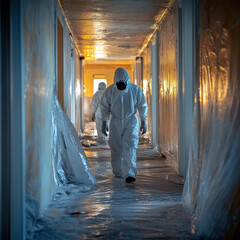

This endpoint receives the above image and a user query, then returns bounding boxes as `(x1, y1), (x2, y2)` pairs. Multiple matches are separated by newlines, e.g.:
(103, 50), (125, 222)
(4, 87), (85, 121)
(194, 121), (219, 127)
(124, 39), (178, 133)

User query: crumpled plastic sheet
(32, 145), (197, 240)
(52, 96), (96, 186)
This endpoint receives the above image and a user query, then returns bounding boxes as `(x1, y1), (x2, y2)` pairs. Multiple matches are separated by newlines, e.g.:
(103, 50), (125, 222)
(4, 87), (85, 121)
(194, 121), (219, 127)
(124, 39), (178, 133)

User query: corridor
(1, 0), (240, 239)
(34, 124), (195, 240)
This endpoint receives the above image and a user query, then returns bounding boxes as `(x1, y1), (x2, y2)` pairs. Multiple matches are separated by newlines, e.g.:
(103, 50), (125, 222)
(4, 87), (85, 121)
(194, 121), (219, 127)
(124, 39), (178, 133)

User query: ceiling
(60, 0), (173, 62)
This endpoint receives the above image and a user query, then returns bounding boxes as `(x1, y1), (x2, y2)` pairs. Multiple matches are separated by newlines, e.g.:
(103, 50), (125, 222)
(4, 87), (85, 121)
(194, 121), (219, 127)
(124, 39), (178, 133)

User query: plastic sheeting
(32, 144), (196, 240)
(52, 96), (96, 186)
(158, 4), (178, 166)
(24, 0), (56, 228)
(74, 53), (82, 134)
(142, 45), (152, 140)
(183, 0), (240, 238)
(26, 97), (96, 239)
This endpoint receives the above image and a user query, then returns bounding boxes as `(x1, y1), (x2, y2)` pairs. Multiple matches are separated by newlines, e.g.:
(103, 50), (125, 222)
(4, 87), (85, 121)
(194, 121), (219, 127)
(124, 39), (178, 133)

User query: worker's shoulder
(129, 82), (142, 92)
(93, 90), (102, 98)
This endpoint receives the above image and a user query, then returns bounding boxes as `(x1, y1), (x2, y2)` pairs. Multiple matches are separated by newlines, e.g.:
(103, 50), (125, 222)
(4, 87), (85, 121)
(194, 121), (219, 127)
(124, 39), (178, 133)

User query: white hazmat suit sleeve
(91, 93), (99, 115)
(100, 90), (111, 122)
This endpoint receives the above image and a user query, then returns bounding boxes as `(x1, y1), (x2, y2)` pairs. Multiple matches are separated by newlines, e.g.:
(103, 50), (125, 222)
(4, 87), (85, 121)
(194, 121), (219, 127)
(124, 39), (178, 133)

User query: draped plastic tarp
(183, 0), (240, 238)
(52, 96), (96, 186)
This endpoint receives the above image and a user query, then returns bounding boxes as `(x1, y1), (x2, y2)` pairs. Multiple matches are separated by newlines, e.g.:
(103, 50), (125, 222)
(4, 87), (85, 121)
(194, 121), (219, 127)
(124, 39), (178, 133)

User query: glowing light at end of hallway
(94, 45), (106, 59)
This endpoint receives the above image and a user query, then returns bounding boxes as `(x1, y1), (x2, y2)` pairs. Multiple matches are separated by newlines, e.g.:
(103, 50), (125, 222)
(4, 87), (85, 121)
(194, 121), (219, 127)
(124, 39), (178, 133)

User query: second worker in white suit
(91, 82), (107, 143)
(101, 68), (148, 183)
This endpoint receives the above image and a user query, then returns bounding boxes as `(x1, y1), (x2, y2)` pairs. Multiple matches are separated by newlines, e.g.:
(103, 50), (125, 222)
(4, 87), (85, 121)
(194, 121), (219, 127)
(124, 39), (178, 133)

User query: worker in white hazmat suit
(91, 82), (107, 143)
(100, 68), (148, 183)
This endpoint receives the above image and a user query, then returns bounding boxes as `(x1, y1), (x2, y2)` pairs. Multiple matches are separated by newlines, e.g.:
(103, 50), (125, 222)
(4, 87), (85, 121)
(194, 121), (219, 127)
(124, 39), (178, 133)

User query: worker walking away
(101, 68), (148, 183)
(91, 82), (107, 143)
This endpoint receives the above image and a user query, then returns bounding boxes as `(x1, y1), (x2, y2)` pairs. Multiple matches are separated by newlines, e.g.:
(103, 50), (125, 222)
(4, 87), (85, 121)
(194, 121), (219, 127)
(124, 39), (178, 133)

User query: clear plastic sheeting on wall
(183, 0), (240, 238)
(24, 0), (57, 238)
(75, 53), (81, 134)
(142, 46), (152, 140)
(52, 96), (96, 186)
(158, 4), (178, 167)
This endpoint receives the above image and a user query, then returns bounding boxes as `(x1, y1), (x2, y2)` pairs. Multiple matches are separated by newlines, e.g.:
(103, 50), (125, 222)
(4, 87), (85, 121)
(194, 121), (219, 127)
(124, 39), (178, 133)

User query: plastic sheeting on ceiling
(59, 0), (173, 61)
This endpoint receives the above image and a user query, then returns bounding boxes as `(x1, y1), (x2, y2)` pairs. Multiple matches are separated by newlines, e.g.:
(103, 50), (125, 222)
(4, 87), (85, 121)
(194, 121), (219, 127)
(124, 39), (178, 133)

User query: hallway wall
(157, 4), (178, 168)
(23, 0), (83, 236)
(142, 46), (152, 140)
(75, 52), (81, 134)
(183, 0), (240, 238)
(24, 0), (56, 219)
(57, 6), (76, 124)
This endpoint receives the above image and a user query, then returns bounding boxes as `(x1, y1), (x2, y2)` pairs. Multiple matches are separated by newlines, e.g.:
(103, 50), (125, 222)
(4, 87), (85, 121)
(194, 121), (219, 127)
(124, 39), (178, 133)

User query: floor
(33, 123), (197, 240)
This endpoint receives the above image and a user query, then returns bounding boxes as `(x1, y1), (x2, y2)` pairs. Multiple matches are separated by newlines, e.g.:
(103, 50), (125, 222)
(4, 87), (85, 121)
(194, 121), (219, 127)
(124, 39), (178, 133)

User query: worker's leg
(109, 118), (123, 177)
(122, 116), (139, 180)
(95, 117), (105, 142)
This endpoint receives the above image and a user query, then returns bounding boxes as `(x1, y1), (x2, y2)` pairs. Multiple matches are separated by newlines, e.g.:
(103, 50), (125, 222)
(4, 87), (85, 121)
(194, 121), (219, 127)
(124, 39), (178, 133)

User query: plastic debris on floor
(80, 122), (109, 148)
(32, 122), (197, 240)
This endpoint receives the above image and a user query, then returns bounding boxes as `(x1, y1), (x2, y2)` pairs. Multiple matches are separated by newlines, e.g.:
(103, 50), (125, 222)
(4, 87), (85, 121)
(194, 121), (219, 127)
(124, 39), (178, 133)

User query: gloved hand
(102, 120), (108, 136)
(140, 120), (147, 135)
(92, 113), (95, 121)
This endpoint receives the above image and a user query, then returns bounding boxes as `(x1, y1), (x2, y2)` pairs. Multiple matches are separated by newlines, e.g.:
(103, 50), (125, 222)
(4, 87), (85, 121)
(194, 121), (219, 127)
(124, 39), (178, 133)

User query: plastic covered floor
(33, 125), (197, 240)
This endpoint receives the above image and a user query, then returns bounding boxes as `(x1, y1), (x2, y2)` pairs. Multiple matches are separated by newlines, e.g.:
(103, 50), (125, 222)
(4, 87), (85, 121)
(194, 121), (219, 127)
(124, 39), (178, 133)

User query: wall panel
(158, 4), (178, 167)
(183, 0), (240, 238)
(23, 0), (56, 224)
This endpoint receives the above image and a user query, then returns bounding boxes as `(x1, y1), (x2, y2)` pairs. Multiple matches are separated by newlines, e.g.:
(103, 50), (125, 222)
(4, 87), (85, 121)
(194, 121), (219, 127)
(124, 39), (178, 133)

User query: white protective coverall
(91, 82), (107, 141)
(101, 68), (148, 181)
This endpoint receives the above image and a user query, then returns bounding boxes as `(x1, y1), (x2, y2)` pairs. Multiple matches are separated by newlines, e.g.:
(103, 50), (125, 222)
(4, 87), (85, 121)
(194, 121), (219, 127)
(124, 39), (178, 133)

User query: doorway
(93, 78), (107, 94)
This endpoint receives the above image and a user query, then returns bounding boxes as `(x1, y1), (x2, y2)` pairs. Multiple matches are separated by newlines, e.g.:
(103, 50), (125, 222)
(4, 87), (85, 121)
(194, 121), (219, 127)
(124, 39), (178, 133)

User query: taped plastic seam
(52, 96), (96, 186)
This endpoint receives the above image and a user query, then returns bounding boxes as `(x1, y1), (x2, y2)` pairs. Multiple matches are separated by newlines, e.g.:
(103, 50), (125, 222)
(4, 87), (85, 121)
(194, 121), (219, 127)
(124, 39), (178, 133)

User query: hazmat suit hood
(114, 68), (130, 91)
(98, 82), (106, 90)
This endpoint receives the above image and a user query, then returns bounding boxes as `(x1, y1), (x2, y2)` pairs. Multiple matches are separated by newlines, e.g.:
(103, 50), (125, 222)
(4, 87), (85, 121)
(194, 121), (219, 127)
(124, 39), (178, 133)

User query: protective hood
(114, 68), (130, 84)
(98, 82), (106, 90)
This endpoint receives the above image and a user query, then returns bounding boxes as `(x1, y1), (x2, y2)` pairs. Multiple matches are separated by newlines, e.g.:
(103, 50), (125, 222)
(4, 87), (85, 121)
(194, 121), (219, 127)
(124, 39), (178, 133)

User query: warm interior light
(94, 45), (105, 59)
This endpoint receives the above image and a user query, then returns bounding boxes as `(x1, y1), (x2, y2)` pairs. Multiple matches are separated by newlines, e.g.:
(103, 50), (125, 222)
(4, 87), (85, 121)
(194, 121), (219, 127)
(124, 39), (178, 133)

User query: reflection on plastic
(183, 0), (240, 238)
(158, 4), (178, 165)
(142, 46), (152, 139)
